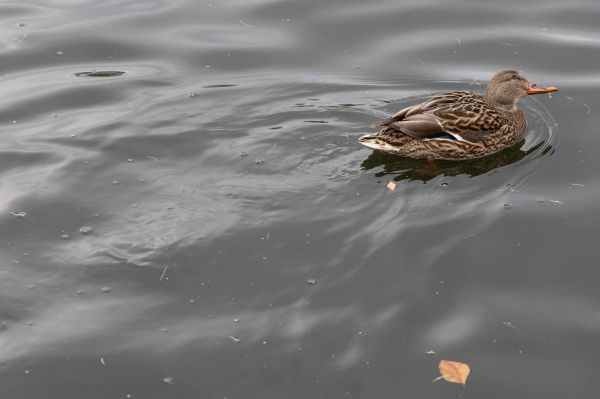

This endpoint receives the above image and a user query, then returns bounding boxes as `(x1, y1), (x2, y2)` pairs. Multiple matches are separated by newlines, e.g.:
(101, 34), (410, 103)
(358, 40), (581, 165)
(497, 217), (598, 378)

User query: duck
(359, 70), (557, 160)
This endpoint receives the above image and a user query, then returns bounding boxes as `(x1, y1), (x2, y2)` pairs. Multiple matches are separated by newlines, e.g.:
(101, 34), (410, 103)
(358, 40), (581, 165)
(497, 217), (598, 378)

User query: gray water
(1, 0), (599, 398)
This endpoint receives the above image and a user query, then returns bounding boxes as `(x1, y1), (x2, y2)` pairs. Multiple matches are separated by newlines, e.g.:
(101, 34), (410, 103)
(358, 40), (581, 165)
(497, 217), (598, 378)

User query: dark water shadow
(361, 140), (552, 182)
(75, 70), (126, 78)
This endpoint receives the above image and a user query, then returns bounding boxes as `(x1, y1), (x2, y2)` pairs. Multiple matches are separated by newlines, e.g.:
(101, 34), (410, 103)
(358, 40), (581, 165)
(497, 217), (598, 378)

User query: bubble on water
(79, 226), (93, 235)
(233, 318), (240, 322)
(503, 204), (512, 209)
(282, 18), (291, 23)
(306, 278), (316, 285)
(61, 234), (70, 239)
(101, 286), (111, 293)
(127, 158), (134, 163)
(240, 152), (248, 157)
(10, 211), (27, 218)
(163, 376), (175, 385)
(255, 158), (265, 165)
(112, 180), (119, 185)
(83, 161), (89, 164)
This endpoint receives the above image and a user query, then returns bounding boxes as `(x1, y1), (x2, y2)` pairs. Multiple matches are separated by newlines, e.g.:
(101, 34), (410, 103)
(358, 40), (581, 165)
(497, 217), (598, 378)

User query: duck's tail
(358, 133), (399, 153)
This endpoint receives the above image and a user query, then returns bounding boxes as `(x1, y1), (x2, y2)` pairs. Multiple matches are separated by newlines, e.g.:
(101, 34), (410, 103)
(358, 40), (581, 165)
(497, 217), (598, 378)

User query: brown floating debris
(434, 360), (470, 386)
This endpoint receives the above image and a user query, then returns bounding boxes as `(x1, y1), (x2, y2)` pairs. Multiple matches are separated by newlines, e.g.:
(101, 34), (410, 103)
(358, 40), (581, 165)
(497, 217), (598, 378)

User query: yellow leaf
(435, 360), (470, 385)
(387, 181), (397, 191)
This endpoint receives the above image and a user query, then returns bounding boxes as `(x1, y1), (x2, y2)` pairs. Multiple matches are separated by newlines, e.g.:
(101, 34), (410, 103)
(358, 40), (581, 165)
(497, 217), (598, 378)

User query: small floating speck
(255, 158), (265, 165)
(549, 199), (564, 205)
(16, 22), (26, 27)
(306, 278), (316, 285)
(233, 318), (240, 323)
(79, 226), (93, 235)
(101, 286), (111, 293)
(386, 181), (397, 191)
(61, 234), (70, 239)
(163, 376), (175, 385)
(75, 71), (125, 78)
(112, 180), (119, 185)
(127, 158), (134, 163)
(56, 51), (63, 56)
(282, 18), (291, 23)
(269, 126), (283, 130)
(440, 182), (448, 187)
(10, 211), (27, 218)
(188, 92), (197, 98)
(503, 204), (512, 209)
(240, 151), (248, 157)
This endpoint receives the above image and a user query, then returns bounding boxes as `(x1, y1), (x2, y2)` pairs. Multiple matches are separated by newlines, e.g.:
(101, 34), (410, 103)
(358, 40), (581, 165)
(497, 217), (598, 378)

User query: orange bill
(527, 83), (558, 95)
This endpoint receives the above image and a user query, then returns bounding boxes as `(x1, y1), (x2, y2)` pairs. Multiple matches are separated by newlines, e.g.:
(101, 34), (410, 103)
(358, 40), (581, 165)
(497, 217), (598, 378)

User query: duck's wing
(380, 91), (507, 143)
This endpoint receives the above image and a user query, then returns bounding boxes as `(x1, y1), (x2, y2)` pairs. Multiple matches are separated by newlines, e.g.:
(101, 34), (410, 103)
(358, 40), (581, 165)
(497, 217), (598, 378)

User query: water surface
(1, 0), (599, 398)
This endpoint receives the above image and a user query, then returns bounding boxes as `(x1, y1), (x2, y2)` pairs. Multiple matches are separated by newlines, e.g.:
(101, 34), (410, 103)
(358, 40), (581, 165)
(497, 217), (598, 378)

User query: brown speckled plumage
(359, 70), (556, 160)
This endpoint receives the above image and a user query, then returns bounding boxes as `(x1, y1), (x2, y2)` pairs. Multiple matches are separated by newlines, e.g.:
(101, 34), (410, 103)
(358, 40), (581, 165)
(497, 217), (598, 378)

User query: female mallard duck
(359, 70), (557, 160)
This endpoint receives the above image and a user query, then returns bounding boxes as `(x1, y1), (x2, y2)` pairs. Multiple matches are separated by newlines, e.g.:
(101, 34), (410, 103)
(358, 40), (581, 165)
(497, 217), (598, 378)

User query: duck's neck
(485, 93), (519, 113)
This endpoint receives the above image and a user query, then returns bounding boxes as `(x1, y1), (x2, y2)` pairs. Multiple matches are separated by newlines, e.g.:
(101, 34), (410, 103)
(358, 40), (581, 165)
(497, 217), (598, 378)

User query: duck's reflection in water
(361, 140), (551, 182)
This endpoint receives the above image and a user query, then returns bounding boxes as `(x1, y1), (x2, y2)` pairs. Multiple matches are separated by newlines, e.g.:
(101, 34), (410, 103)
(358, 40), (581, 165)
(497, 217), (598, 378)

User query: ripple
(144, 170), (197, 196)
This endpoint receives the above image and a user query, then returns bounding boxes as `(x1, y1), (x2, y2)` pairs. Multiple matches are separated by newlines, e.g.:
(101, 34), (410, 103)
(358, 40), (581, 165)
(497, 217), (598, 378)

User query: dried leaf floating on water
(387, 181), (397, 191)
(434, 360), (470, 385)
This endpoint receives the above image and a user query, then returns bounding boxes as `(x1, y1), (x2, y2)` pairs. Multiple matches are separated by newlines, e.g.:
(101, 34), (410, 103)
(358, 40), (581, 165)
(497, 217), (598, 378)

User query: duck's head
(485, 70), (557, 111)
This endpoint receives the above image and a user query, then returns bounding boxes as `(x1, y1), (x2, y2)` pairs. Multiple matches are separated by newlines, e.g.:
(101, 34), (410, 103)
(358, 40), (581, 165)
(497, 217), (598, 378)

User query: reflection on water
(361, 140), (550, 182)
(1, 0), (600, 398)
